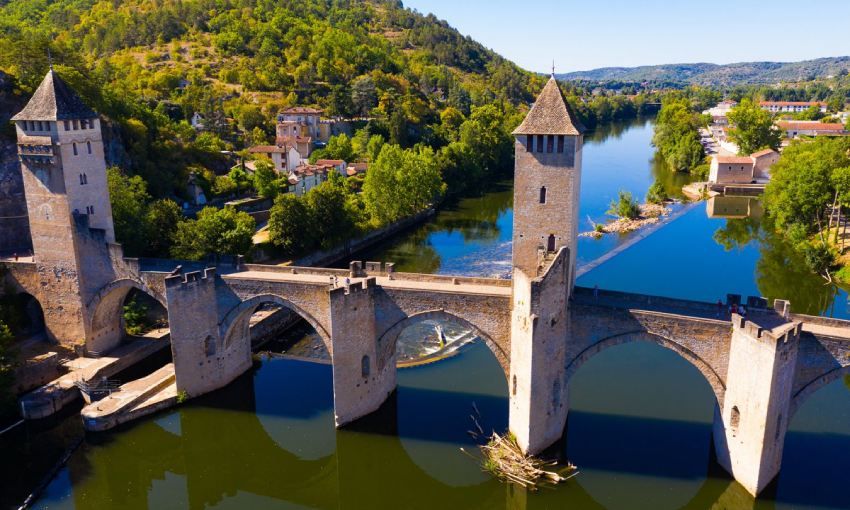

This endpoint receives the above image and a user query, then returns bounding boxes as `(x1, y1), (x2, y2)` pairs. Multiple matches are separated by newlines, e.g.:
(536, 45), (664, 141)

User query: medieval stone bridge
(3, 70), (850, 498)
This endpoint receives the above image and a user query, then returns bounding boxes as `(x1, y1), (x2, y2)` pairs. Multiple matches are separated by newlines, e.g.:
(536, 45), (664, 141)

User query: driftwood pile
(476, 432), (577, 490)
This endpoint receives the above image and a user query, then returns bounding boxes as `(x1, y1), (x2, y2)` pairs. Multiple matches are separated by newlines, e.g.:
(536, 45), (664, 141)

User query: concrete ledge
(81, 364), (176, 432)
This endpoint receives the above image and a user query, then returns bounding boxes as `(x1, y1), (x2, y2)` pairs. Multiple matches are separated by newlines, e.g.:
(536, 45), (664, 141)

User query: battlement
(165, 267), (217, 289)
(732, 313), (802, 344)
(329, 276), (376, 297)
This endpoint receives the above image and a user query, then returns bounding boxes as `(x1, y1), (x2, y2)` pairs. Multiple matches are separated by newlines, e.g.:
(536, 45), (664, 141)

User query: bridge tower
(9, 69), (117, 350)
(713, 310), (802, 496)
(509, 76), (584, 454)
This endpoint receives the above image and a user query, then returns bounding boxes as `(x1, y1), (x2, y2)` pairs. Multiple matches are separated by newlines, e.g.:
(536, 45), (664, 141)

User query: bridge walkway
(223, 270), (512, 297)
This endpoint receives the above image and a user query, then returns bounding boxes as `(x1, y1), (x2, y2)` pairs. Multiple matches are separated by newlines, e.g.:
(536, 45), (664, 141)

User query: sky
(402, 0), (850, 73)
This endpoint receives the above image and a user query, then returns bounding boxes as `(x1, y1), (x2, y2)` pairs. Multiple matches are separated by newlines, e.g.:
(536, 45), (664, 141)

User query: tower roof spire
(513, 76), (584, 136)
(11, 69), (97, 122)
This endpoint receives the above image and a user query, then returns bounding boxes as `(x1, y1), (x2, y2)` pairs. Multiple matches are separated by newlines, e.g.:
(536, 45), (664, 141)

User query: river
(5, 118), (850, 510)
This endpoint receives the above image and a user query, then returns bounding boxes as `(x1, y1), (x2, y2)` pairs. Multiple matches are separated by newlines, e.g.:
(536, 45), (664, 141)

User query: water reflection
(712, 202), (846, 317)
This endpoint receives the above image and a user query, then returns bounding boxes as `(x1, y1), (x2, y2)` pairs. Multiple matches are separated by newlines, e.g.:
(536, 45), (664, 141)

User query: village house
(190, 111), (204, 130)
(314, 159), (347, 175)
(709, 147), (780, 185)
(760, 101), (827, 114)
(705, 100), (738, 119)
(247, 144), (303, 173)
(286, 162), (339, 196)
(277, 106), (323, 141)
(776, 120), (849, 138)
(347, 162), (368, 177)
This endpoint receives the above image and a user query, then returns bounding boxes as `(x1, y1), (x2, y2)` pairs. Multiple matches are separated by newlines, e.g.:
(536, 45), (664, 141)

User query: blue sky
(402, 0), (850, 73)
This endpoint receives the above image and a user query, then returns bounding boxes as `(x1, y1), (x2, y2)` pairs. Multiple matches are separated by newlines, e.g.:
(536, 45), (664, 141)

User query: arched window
(539, 186), (547, 204)
(205, 335), (216, 356)
(547, 234), (556, 252)
(72, 143), (78, 156)
(87, 141), (92, 154)
(361, 355), (370, 378)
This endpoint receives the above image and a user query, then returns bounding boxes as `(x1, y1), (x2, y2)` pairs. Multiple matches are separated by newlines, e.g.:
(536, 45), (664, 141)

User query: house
(706, 100), (738, 118)
(190, 112), (205, 130)
(751, 149), (779, 179)
(314, 159), (347, 176)
(346, 162), (368, 177)
(760, 101), (827, 114)
(286, 162), (337, 196)
(776, 121), (848, 138)
(710, 155), (756, 184)
(247, 144), (303, 173)
(277, 107), (323, 141)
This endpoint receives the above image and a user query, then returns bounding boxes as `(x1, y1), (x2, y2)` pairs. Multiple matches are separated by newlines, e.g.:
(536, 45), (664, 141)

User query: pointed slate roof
(513, 76), (584, 136)
(11, 70), (97, 122)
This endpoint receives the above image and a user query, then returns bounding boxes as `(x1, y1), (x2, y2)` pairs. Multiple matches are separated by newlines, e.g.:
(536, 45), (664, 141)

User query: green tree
(607, 190), (641, 219)
(351, 75), (377, 116)
(107, 167), (151, 256)
(171, 207), (256, 260)
(268, 194), (315, 256)
(144, 199), (182, 257)
(304, 180), (359, 250)
(363, 144), (445, 225)
(652, 96), (705, 172)
(253, 159), (280, 199)
(727, 99), (782, 155)
(229, 165), (252, 196)
(646, 180), (668, 205)
(764, 138), (850, 232)
(322, 134), (355, 163)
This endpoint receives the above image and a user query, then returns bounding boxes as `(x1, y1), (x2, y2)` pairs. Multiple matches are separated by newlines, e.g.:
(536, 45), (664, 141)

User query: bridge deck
(223, 270), (512, 297)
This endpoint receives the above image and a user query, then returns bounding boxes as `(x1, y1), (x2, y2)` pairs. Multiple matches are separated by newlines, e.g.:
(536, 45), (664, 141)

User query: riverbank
(580, 202), (670, 238)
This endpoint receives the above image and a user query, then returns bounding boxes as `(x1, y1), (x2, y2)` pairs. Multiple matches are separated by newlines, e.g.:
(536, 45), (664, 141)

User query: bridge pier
(509, 250), (570, 454)
(166, 269), (251, 397)
(713, 310), (801, 496)
(329, 278), (396, 426)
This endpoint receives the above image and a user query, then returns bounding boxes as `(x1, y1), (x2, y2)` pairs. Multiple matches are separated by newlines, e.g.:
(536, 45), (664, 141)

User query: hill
(558, 57), (850, 86)
(0, 0), (543, 197)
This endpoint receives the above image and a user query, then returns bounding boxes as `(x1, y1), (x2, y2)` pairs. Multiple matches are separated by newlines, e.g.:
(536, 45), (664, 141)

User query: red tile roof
(751, 148), (777, 158)
(778, 121), (846, 132)
(315, 159), (345, 166)
(715, 155), (755, 165)
(248, 145), (289, 154)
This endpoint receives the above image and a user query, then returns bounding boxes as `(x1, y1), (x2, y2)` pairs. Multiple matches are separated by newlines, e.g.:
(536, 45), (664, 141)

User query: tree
(305, 180), (359, 250)
(607, 191), (641, 219)
(351, 75), (377, 116)
(646, 180), (668, 205)
(727, 99), (782, 155)
(171, 207), (256, 260)
(323, 134), (355, 163)
(144, 199), (182, 257)
(107, 167), (151, 256)
(363, 144), (445, 225)
(253, 159), (280, 199)
(268, 194), (315, 256)
(652, 96), (705, 172)
(229, 165), (252, 196)
(764, 138), (850, 232)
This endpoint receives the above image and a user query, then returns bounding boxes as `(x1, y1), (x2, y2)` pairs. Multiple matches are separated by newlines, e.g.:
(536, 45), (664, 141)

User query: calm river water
(5, 119), (850, 510)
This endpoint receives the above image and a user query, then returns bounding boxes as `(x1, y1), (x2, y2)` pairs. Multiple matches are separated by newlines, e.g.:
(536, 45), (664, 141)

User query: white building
(247, 144), (303, 173)
(760, 101), (827, 114)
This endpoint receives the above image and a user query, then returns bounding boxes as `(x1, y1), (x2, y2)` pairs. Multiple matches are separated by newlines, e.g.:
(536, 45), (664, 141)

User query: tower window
(536, 135), (544, 153)
(539, 186), (547, 204)
(87, 141), (92, 154)
(547, 135), (554, 153)
(73, 120), (79, 130)
(547, 235), (556, 252)
(361, 355), (370, 378)
(64, 120), (70, 131)
(526, 134), (534, 152)
(72, 143), (78, 156)
(557, 136), (565, 153)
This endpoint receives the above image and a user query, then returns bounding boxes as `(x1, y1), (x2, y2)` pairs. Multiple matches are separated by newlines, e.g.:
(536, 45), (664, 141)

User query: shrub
(607, 190), (641, 220)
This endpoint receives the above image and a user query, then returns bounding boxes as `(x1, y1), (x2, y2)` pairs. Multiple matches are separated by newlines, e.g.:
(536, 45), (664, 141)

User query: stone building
(760, 101), (827, 113)
(277, 107), (323, 141)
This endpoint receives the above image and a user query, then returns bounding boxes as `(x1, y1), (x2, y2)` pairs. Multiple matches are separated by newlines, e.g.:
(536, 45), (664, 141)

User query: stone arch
(87, 278), (167, 354)
(219, 294), (331, 355)
(565, 330), (726, 407)
(376, 309), (509, 376)
(789, 365), (850, 419)
(13, 292), (45, 336)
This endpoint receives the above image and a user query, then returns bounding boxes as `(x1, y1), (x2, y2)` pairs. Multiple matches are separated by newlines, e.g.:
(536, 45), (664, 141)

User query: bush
(607, 191), (641, 220)
(123, 298), (149, 335)
(646, 180), (668, 204)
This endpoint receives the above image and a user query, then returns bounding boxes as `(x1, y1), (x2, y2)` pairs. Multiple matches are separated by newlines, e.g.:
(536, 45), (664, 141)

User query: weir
(2, 71), (850, 497)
